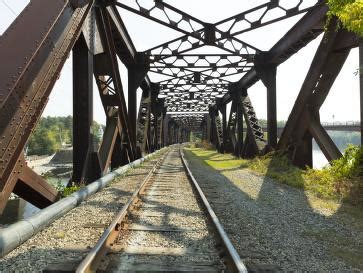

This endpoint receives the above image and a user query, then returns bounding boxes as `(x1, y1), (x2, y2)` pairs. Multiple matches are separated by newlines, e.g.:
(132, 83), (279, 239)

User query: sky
(0, 0), (360, 125)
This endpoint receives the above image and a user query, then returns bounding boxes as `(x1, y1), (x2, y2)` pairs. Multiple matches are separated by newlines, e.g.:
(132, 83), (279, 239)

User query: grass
(185, 144), (363, 207)
(48, 179), (82, 198)
(185, 144), (363, 269)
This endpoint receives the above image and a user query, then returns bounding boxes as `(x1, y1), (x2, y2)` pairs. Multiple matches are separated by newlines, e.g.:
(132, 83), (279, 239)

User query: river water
(313, 131), (360, 169)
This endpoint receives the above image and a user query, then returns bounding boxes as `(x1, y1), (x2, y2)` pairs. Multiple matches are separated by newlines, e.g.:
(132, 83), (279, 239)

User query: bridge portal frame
(0, 0), (361, 214)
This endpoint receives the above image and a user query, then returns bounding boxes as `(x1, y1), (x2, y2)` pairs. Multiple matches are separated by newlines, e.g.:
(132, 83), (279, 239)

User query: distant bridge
(259, 122), (361, 137)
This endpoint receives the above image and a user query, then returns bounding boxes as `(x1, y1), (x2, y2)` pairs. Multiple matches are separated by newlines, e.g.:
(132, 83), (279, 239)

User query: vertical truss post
(169, 122), (174, 144)
(176, 125), (180, 144)
(174, 125), (178, 144)
(160, 112), (164, 147)
(72, 35), (95, 184)
(150, 83), (160, 151)
(153, 110), (159, 151)
(209, 110), (218, 149)
(128, 54), (148, 151)
(159, 107), (165, 147)
(163, 113), (169, 146)
(234, 90), (244, 157)
(97, 7), (136, 161)
(143, 89), (151, 153)
(168, 121), (172, 145)
(174, 124), (177, 144)
(255, 54), (277, 148)
(278, 20), (352, 168)
(220, 103), (227, 153)
(206, 114), (211, 143)
(210, 114), (215, 145)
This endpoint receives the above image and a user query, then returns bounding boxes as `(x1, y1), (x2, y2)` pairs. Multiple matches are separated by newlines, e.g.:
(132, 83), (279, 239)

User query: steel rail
(180, 147), (248, 273)
(75, 152), (167, 273)
(76, 146), (247, 272)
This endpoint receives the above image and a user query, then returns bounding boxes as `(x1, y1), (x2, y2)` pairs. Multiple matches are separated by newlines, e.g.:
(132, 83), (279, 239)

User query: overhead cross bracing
(118, 0), (322, 118)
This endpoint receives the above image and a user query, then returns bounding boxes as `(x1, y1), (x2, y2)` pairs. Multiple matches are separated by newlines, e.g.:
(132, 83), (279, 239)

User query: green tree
(26, 116), (104, 156)
(27, 127), (59, 155)
(327, 0), (363, 36)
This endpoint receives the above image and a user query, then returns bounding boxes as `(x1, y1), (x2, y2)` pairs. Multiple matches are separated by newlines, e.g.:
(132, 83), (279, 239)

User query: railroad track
(76, 146), (247, 272)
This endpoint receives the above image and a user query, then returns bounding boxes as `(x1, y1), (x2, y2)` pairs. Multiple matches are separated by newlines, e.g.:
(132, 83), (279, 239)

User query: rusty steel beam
(97, 7), (136, 161)
(278, 21), (353, 167)
(309, 115), (342, 162)
(220, 104), (227, 154)
(128, 66), (146, 150)
(279, 23), (339, 147)
(0, 0), (92, 212)
(72, 34), (94, 184)
(255, 57), (277, 148)
(15, 165), (59, 209)
(106, 6), (151, 87)
(212, 4), (328, 109)
(97, 117), (119, 174)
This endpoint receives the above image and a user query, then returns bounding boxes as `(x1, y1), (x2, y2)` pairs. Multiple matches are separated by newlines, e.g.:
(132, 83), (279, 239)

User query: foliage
(27, 116), (104, 156)
(328, 145), (363, 178)
(186, 145), (363, 206)
(48, 178), (81, 198)
(304, 145), (363, 203)
(251, 145), (363, 204)
(61, 184), (81, 197)
(321, 131), (361, 150)
(327, 0), (363, 36)
(190, 131), (202, 142)
(193, 141), (215, 150)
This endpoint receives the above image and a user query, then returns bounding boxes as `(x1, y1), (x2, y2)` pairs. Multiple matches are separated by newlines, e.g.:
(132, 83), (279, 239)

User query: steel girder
(212, 3), (328, 109)
(220, 91), (266, 158)
(72, 34), (98, 184)
(116, 0), (321, 116)
(0, 0), (185, 213)
(0, 0), (93, 212)
(74, 5), (140, 184)
(278, 20), (358, 168)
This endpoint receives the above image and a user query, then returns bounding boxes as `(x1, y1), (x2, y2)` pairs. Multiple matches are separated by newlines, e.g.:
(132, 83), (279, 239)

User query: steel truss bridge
(0, 0), (362, 213)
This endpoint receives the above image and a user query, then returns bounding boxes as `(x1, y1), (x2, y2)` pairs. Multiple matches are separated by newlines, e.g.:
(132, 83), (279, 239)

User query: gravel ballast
(105, 148), (225, 272)
(0, 151), (166, 272)
(184, 148), (363, 272)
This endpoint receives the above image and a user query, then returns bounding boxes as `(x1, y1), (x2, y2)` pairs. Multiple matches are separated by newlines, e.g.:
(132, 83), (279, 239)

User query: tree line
(26, 116), (104, 156)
